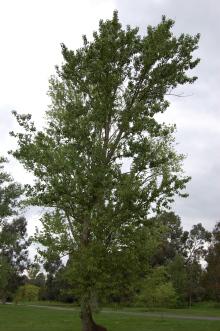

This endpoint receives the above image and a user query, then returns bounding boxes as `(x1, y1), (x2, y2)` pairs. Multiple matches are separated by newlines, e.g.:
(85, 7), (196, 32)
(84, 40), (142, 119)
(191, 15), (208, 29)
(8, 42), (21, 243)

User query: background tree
(0, 157), (22, 220)
(28, 262), (46, 292)
(14, 284), (40, 303)
(137, 266), (177, 308)
(150, 212), (188, 266)
(147, 217), (210, 307)
(203, 222), (220, 301)
(182, 223), (211, 306)
(11, 12), (199, 331)
(183, 223), (211, 264)
(185, 260), (205, 306)
(0, 256), (12, 303)
(167, 254), (187, 305)
(42, 252), (62, 301)
(34, 272), (46, 288)
(0, 216), (30, 302)
(0, 157), (29, 303)
(28, 262), (41, 281)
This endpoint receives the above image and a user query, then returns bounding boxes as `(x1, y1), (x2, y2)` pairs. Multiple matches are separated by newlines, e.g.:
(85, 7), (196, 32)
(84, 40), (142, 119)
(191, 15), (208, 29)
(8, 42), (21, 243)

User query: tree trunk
(81, 300), (107, 331)
(189, 293), (192, 308)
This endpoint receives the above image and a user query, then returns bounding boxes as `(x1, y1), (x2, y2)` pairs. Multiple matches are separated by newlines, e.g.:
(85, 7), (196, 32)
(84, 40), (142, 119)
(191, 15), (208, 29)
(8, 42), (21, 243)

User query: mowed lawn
(1, 305), (220, 331)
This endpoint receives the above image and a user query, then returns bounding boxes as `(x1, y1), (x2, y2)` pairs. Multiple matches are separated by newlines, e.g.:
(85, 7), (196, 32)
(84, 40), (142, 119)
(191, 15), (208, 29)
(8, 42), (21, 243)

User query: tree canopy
(11, 12), (200, 331)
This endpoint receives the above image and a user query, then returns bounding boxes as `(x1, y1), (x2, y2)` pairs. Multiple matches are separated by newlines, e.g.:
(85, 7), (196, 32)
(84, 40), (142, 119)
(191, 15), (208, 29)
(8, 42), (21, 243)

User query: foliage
(150, 212), (188, 266)
(28, 263), (41, 281)
(183, 223), (211, 263)
(137, 266), (177, 307)
(166, 223), (211, 306)
(203, 222), (220, 301)
(34, 272), (46, 288)
(11, 11), (199, 330)
(167, 254), (187, 303)
(14, 284), (40, 303)
(0, 157), (22, 220)
(0, 158), (29, 302)
(185, 261), (205, 306)
(0, 256), (12, 303)
(0, 216), (30, 300)
(40, 252), (63, 301)
(178, 223), (211, 306)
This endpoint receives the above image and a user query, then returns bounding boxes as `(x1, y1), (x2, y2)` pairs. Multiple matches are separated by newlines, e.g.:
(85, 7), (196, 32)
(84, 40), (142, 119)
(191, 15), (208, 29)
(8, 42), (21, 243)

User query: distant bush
(14, 284), (40, 303)
(137, 267), (177, 308)
(138, 281), (177, 308)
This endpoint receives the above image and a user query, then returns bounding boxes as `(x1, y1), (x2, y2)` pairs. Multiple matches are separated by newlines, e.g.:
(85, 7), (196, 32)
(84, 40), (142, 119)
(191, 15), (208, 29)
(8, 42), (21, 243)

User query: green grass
(36, 300), (220, 317)
(0, 304), (220, 331)
(121, 302), (220, 317)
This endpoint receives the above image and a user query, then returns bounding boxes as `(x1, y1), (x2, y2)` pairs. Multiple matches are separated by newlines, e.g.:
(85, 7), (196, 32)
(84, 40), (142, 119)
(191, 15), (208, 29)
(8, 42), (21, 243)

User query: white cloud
(0, 0), (116, 119)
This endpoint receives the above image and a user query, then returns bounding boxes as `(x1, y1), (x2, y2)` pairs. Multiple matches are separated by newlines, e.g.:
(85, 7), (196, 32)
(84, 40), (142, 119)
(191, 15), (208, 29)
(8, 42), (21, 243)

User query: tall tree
(183, 223), (211, 264)
(182, 223), (211, 306)
(11, 12), (199, 331)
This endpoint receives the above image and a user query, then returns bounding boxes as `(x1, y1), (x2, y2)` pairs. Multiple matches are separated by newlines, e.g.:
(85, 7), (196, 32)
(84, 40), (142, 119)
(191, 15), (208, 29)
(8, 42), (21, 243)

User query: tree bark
(81, 300), (107, 331)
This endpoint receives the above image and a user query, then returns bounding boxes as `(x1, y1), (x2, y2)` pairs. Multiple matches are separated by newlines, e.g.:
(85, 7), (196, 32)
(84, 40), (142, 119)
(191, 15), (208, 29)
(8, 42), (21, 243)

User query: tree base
(91, 323), (107, 331)
(82, 319), (107, 331)
(81, 307), (107, 331)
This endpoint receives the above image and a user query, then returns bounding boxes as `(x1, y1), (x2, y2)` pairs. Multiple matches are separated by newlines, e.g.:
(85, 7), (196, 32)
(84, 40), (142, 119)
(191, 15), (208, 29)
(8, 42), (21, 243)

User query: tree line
(0, 159), (219, 307)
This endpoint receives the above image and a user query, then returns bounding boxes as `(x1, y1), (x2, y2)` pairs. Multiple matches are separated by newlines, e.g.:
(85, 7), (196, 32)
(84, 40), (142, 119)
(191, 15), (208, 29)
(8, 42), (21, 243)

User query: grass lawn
(0, 304), (220, 331)
(122, 302), (220, 317)
(30, 300), (220, 317)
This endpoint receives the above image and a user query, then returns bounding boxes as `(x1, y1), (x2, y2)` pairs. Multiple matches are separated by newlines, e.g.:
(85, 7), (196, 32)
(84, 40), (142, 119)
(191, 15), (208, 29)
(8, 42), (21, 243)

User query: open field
(1, 304), (220, 331)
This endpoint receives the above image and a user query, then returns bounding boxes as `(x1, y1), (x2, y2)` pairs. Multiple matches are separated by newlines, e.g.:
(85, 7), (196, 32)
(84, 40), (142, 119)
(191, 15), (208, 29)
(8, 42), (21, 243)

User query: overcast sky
(0, 0), (219, 234)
